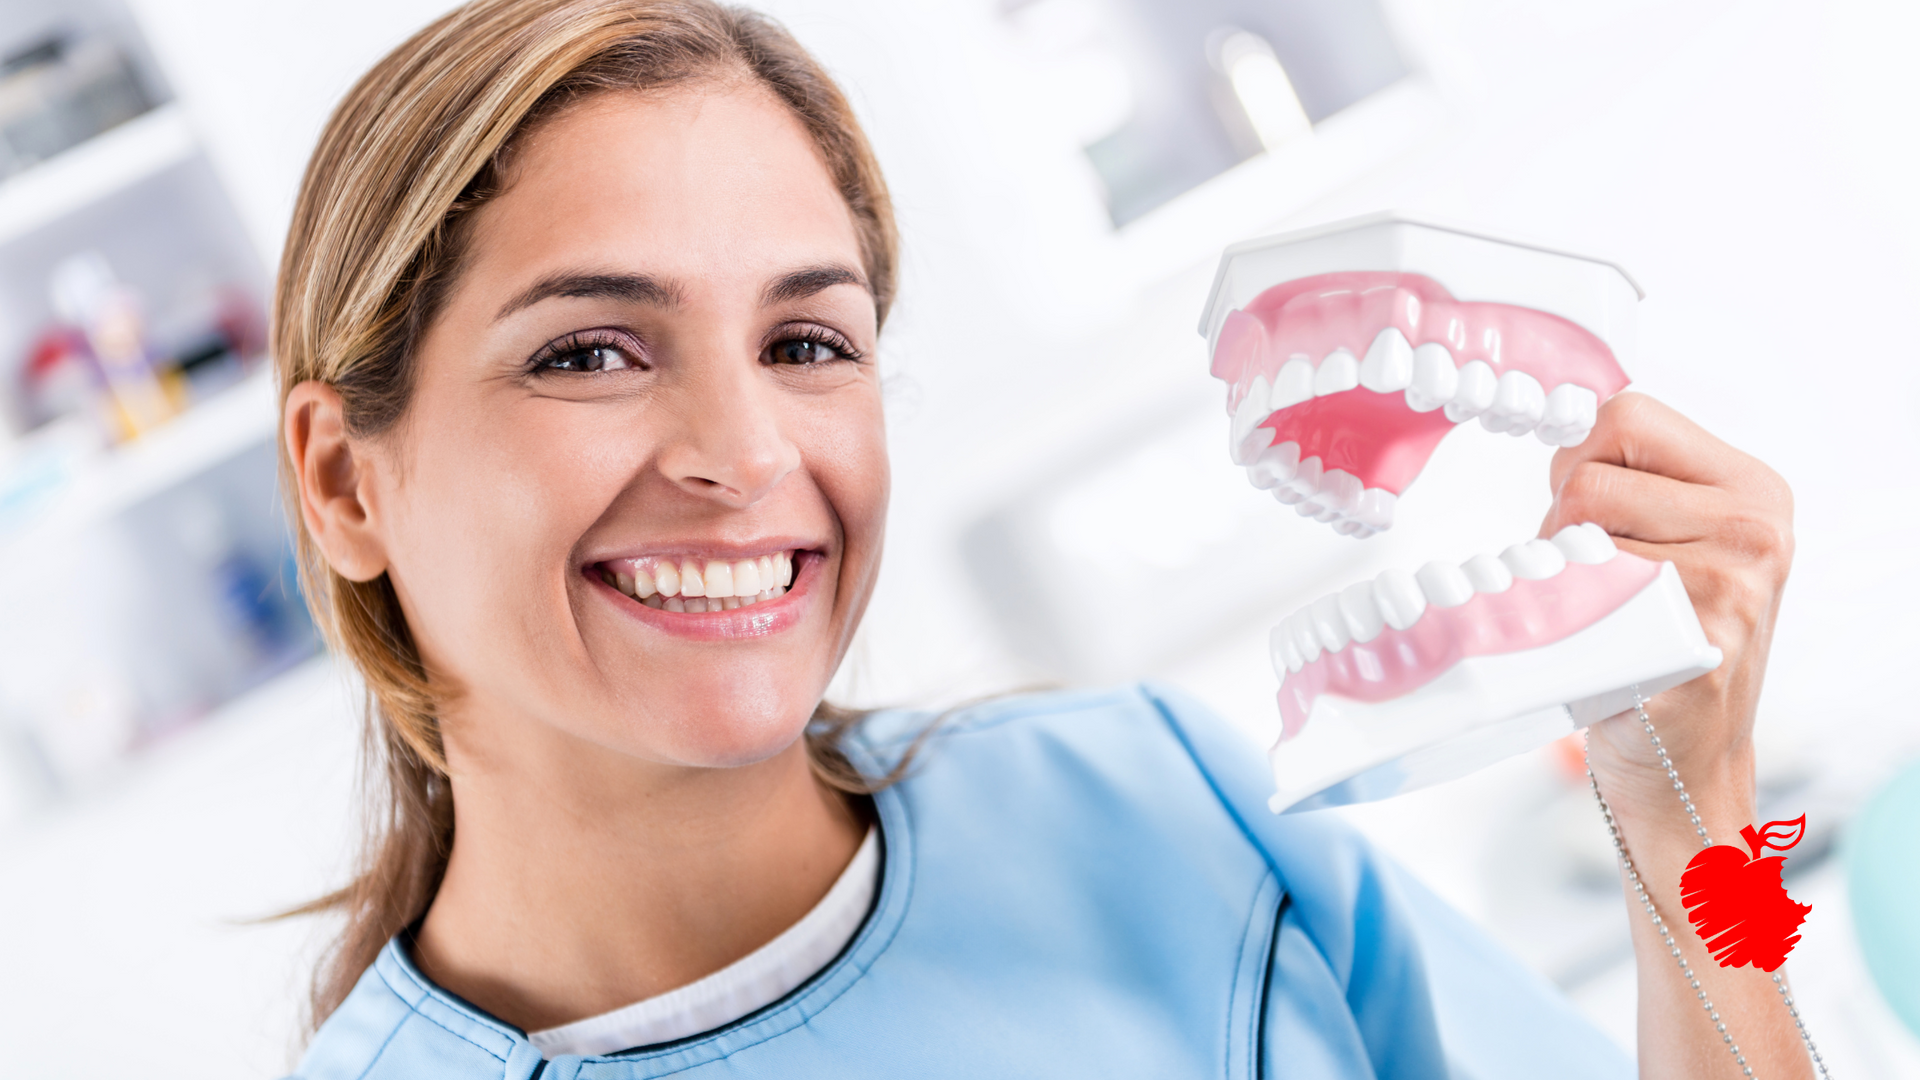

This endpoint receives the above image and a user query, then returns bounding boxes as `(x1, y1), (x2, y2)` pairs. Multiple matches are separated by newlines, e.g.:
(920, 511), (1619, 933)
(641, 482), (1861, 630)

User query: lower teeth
(639, 587), (785, 613)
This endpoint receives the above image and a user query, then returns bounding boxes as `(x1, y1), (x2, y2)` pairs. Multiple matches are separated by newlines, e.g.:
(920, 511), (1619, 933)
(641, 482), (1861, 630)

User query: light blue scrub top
(294, 683), (1632, 1079)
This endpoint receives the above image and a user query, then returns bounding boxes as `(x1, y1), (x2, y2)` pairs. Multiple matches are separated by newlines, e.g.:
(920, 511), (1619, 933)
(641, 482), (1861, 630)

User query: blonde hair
(274, 0), (897, 1027)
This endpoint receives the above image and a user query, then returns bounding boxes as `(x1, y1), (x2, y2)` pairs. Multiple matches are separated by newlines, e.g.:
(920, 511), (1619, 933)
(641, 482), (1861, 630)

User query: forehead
(464, 81), (863, 296)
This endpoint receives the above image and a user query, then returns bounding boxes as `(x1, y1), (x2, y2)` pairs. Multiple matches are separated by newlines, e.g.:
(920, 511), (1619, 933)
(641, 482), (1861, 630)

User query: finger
(1540, 460), (1733, 546)
(1548, 392), (1763, 496)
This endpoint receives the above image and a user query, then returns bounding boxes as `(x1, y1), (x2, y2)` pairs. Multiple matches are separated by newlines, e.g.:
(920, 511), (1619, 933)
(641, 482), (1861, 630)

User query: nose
(655, 358), (801, 508)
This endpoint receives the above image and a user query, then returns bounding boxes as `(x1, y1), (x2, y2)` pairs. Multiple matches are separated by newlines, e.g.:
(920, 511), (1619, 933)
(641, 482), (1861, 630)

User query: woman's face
(356, 82), (886, 769)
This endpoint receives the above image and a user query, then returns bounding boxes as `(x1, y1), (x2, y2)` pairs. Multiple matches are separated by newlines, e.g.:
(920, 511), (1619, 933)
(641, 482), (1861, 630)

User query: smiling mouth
(593, 550), (798, 613)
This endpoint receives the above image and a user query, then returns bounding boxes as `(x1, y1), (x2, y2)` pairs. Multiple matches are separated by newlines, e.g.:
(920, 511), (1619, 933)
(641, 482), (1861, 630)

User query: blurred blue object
(1847, 758), (1920, 1038)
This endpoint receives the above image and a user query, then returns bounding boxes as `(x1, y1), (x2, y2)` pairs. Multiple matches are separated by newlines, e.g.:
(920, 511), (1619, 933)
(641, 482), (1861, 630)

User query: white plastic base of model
(1198, 211), (1643, 372)
(1268, 561), (1722, 814)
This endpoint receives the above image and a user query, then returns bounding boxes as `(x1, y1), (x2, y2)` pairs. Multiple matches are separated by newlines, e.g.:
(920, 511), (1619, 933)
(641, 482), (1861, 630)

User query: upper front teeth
(1230, 336), (1605, 476)
(1358, 328), (1413, 393)
(1405, 343), (1457, 411)
(1269, 524), (1618, 674)
(604, 551), (794, 605)
(1313, 349), (1360, 396)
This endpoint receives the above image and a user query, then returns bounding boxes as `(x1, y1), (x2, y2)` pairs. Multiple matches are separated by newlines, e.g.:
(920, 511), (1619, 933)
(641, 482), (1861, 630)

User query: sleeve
(1140, 682), (1635, 1080)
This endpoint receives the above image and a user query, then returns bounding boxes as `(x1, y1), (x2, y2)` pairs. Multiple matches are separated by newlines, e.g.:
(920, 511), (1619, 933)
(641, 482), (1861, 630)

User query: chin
(634, 679), (823, 770)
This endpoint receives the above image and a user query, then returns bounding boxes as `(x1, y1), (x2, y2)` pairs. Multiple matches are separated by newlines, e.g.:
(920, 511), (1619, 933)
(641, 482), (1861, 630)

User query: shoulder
(293, 940), (544, 1080)
(852, 681), (1388, 900)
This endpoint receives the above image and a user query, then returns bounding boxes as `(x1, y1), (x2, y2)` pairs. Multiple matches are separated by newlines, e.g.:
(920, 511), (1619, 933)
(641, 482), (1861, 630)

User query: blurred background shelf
(0, 0), (312, 805)
(0, 102), (194, 248)
(0, 363), (273, 567)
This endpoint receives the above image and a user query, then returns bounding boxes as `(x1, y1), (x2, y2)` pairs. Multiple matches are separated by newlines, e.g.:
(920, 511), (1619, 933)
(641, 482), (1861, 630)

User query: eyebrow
(494, 272), (686, 322)
(761, 264), (870, 307)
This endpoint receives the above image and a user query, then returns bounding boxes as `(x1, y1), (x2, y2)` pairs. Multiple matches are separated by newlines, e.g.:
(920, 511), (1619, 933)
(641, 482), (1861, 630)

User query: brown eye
(545, 343), (636, 372)
(773, 338), (842, 365)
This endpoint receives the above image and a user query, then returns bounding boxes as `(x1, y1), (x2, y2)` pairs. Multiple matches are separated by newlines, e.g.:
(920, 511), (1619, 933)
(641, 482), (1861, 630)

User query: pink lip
(588, 550), (821, 641)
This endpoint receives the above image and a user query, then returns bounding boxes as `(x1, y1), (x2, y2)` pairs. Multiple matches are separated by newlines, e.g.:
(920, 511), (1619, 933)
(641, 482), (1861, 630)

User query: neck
(411, 711), (866, 1032)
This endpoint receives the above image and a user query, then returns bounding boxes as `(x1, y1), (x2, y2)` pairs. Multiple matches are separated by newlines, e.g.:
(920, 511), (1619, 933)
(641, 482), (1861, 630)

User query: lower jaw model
(1263, 523), (1722, 813)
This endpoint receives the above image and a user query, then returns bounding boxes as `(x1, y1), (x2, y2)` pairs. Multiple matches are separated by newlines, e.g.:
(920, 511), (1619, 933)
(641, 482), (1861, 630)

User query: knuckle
(1557, 462), (1610, 513)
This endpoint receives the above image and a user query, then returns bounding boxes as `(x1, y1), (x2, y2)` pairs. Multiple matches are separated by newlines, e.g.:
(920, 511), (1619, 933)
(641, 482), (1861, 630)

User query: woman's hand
(1539, 391), (1793, 826)
(1538, 391), (1808, 1079)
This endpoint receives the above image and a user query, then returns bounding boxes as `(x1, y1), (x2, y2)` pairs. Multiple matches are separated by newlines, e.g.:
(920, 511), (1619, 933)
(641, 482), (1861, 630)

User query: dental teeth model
(1204, 213), (1637, 538)
(1200, 214), (1723, 812)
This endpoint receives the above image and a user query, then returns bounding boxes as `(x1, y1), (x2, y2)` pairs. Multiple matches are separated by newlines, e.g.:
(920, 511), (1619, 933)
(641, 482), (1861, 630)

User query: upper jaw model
(1203, 213), (1637, 537)
(1200, 214), (1722, 813)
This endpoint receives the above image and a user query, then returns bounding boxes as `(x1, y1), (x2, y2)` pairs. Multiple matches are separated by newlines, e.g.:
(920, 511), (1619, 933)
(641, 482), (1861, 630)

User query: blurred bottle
(49, 250), (180, 441)
(18, 326), (101, 430)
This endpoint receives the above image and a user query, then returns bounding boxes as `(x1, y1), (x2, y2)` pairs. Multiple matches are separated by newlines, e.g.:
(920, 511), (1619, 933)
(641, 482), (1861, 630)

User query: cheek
(385, 400), (635, 676)
(812, 395), (890, 556)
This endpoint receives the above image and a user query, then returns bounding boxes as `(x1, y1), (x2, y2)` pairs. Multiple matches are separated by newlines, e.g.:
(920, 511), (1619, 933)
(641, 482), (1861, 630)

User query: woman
(279, 1), (1804, 1076)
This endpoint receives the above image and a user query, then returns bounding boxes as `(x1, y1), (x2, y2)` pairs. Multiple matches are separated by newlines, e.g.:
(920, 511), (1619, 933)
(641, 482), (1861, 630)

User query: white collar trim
(528, 825), (881, 1059)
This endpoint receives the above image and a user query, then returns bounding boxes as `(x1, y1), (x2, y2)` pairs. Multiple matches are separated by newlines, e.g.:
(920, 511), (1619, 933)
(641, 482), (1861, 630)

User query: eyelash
(766, 324), (865, 366)
(527, 330), (642, 374)
(526, 323), (865, 376)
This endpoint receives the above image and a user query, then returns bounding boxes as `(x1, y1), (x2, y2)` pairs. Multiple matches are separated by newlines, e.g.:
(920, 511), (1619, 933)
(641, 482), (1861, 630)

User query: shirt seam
(374, 960), (511, 1066)
(1140, 686), (1286, 884)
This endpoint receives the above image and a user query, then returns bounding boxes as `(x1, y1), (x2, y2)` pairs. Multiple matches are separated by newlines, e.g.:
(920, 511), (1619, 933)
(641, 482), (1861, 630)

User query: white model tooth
(1351, 488), (1396, 531)
(664, 596), (686, 613)
(756, 555), (777, 590)
(1333, 519), (1364, 537)
(1230, 376), (1273, 463)
(1460, 552), (1514, 594)
(1501, 538), (1568, 580)
(1247, 440), (1301, 490)
(1287, 611), (1323, 664)
(733, 558), (763, 596)
(1405, 343), (1458, 412)
(777, 551), (794, 586)
(1309, 594), (1351, 652)
(680, 560), (705, 597)
(1301, 467), (1361, 517)
(1372, 568), (1427, 631)
(1538, 383), (1598, 444)
(703, 559), (734, 598)
(1313, 349), (1360, 396)
(1552, 522), (1617, 564)
(1482, 370), (1546, 436)
(1275, 454), (1322, 504)
(1415, 560), (1475, 608)
(1273, 357), (1316, 410)
(655, 561), (681, 597)
(1338, 580), (1386, 644)
(1444, 360), (1497, 422)
(1359, 328), (1413, 393)
(1270, 623), (1306, 675)
(632, 566), (658, 599)
(1553, 425), (1594, 448)
(1234, 424), (1276, 465)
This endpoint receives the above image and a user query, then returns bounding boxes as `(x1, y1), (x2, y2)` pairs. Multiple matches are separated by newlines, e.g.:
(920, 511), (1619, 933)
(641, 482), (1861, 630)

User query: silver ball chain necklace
(1585, 690), (1832, 1079)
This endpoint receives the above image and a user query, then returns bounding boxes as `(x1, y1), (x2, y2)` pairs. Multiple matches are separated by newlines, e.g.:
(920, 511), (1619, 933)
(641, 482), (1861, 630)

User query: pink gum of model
(1212, 272), (1631, 494)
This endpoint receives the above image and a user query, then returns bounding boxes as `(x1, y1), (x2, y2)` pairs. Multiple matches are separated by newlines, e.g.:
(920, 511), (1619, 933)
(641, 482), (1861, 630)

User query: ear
(285, 380), (390, 583)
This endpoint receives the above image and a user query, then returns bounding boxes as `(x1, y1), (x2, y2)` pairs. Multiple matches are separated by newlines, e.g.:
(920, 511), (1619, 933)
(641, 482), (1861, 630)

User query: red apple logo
(1678, 815), (1813, 972)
